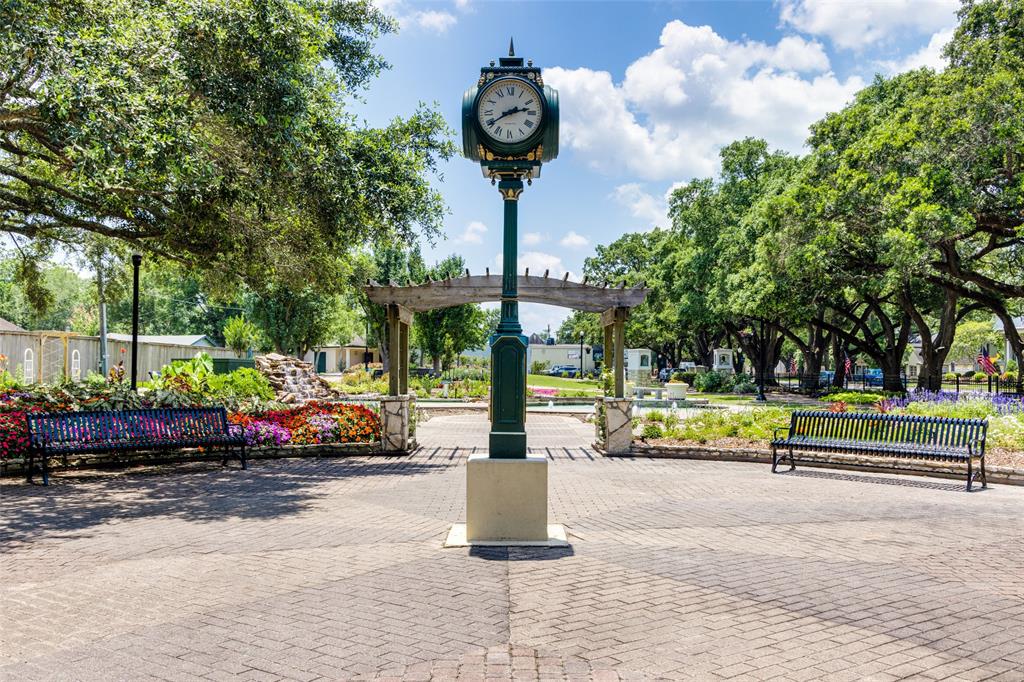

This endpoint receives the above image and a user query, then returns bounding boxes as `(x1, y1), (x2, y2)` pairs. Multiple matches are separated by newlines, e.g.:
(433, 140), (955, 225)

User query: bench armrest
(772, 426), (791, 441)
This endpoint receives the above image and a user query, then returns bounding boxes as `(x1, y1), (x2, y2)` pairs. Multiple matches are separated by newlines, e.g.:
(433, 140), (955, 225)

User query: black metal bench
(771, 411), (988, 491)
(26, 407), (246, 485)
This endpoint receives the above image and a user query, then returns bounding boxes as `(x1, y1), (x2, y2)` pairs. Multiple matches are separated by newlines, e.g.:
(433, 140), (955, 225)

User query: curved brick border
(598, 442), (1024, 486)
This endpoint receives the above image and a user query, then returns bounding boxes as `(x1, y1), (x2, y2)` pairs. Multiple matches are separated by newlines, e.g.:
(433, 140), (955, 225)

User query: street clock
(462, 39), (558, 180)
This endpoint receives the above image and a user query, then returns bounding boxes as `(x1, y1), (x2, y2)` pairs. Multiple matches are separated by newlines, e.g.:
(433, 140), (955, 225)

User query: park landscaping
(636, 390), (1024, 469)
(0, 354), (382, 466)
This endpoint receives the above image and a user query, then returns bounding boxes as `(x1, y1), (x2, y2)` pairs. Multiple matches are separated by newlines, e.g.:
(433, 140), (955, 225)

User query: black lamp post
(130, 252), (142, 391)
(579, 333), (585, 377)
(755, 317), (767, 402)
(364, 320), (370, 371)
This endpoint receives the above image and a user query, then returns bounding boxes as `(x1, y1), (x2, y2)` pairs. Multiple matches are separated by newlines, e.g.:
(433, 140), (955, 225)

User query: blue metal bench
(771, 411), (988, 491)
(25, 407), (246, 485)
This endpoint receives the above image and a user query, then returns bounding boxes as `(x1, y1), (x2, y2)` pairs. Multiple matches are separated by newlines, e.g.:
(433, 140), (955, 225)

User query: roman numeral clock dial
(476, 78), (543, 145)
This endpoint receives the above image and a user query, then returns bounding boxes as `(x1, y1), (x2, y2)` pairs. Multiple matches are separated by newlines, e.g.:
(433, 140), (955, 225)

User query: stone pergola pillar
(598, 306), (633, 454)
(382, 304), (414, 452)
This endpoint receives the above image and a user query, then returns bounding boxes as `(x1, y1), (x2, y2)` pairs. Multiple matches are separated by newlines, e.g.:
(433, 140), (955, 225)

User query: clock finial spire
(508, 37), (515, 57)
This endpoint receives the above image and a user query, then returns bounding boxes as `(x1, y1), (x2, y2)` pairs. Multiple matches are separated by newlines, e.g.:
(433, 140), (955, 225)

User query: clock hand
(491, 106), (524, 124)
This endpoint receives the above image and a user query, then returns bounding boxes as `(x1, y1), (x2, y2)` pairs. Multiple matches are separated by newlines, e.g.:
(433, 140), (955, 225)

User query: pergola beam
(367, 274), (647, 314)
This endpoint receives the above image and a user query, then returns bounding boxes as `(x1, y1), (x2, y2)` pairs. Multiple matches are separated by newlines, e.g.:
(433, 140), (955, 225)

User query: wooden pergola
(365, 271), (648, 398)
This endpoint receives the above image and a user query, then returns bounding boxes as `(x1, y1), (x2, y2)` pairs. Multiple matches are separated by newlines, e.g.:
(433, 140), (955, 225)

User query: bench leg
(966, 456), (974, 492)
(771, 445), (779, 473)
(787, 447), (796, 471)
(980, 454), (987, 489)
(240, 443), (247, 470)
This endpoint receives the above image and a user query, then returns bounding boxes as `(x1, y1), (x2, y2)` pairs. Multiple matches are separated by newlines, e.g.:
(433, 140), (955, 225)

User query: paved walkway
(2, 414), (1023, 681)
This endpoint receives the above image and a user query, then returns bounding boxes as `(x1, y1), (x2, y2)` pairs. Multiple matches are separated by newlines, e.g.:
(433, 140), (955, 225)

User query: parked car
(863, 368), (884, 386)
(548, 364), (581, 378)
(658, 367), (688, 383)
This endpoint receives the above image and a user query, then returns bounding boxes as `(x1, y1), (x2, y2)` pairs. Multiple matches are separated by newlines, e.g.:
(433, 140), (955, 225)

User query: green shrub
(732, 378), (756, 394)
(207, 368), (274, 401)
(530, 360), (550, 374)
(693, 370), (730, 393)
(943, 372), (957, 381)
(641, 423), (664, 439)
(223, 316), (259, 358)
(973, 372), (988, 381)
(823, 391), (884, 405)
(646, 409), (666, 423)
(663, 412), (680, 429)
(663, 406), (792, 444)
(678, 371), (697, 386)
(962, 370), (978, 378)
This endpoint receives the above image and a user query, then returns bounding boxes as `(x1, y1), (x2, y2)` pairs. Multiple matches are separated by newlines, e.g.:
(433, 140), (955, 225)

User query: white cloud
(878, 28), (954, 73)
(778, 0), (958, 50)
(559, 231), (589, 248)
(373, 1), (458, 34)
(612, 184), (670, 228)
(546, 20), (863, 181)
(410, 9), (456, 33)
(454, 220), (487, 244)
(453, 0), (472, 10)
(522, 232), (545, 246)
(494, 251), (576, 280)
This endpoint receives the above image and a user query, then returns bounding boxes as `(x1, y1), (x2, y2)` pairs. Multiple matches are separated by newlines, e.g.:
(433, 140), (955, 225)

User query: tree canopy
(2, 0), (453, 294)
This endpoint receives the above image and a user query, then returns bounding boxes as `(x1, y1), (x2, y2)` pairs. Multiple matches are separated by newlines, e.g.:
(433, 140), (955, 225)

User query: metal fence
(772, 371), (1021, 396)
(0, 331), (237, 384)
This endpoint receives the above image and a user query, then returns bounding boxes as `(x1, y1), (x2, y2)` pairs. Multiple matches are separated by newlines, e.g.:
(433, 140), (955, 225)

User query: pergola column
(382, 304), (414, 452)
(603, 324), (613, 379)
(602, 307), (628, 399)
(399, 320), (409, 396)
(387, 305), (400, 397)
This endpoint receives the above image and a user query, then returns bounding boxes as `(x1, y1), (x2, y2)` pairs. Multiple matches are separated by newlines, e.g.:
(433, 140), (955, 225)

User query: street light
(579, 332), (585, 378)
(130, 252), (142, 391)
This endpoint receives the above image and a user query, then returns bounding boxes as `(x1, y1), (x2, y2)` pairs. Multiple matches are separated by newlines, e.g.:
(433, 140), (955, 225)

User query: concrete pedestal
(444, 453), (568, 547)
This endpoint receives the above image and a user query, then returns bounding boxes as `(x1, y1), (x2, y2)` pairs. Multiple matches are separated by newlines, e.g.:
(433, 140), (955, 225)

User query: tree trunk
(831, 337), (848, 389)
(432, 355), (441, 372)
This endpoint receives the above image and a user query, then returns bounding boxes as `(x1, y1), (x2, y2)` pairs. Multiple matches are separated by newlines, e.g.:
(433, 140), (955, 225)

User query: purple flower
(244, 420), (292, 447)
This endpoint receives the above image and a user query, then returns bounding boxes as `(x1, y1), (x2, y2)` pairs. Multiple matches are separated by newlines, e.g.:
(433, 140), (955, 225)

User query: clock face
(476, 78), (543, 145)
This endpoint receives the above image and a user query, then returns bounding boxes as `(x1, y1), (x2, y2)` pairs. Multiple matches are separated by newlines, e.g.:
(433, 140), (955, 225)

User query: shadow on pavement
(0, 458), (449, 546)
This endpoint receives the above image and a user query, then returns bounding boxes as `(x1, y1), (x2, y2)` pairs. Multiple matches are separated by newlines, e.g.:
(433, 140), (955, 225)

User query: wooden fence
(0, 331), (237, 384)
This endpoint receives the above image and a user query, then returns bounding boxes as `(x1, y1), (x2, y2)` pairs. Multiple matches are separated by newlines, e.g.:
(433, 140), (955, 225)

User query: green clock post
(446, 40), (565, 546)
(462, 40), (558, 459)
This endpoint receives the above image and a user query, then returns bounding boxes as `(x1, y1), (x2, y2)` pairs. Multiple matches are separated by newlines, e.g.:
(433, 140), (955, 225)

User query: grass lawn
(527, 373), (602, 394)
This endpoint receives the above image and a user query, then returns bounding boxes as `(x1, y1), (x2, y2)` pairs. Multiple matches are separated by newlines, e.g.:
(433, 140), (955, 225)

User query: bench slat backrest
(788, 411), (986, 452)
(27, 407), (231, 447)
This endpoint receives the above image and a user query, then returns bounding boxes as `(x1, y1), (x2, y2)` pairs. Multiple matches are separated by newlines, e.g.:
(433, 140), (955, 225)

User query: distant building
(0, 317), (26, 333)
(527, 343), (595, 373)
(106, 333), (217, 347)
(995, 316), (1024, 367)
(301, 336), (380, 373)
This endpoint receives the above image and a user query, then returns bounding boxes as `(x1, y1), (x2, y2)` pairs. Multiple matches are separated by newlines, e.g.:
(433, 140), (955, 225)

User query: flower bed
(0, 389), (382, 466)
(227, 401), (381, 447)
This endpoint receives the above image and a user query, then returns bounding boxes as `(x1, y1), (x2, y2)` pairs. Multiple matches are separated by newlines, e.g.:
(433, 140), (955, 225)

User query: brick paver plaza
(2, 413), (1023, 681)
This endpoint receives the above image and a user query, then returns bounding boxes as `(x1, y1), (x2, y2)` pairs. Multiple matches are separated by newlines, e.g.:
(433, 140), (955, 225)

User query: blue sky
(355, 0), (960, 335)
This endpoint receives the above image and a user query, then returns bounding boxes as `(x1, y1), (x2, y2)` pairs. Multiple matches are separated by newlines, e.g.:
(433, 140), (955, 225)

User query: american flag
(844, 354), (852, 375)
(789, 358), (797, 374)
(977, 346), (998, 375)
